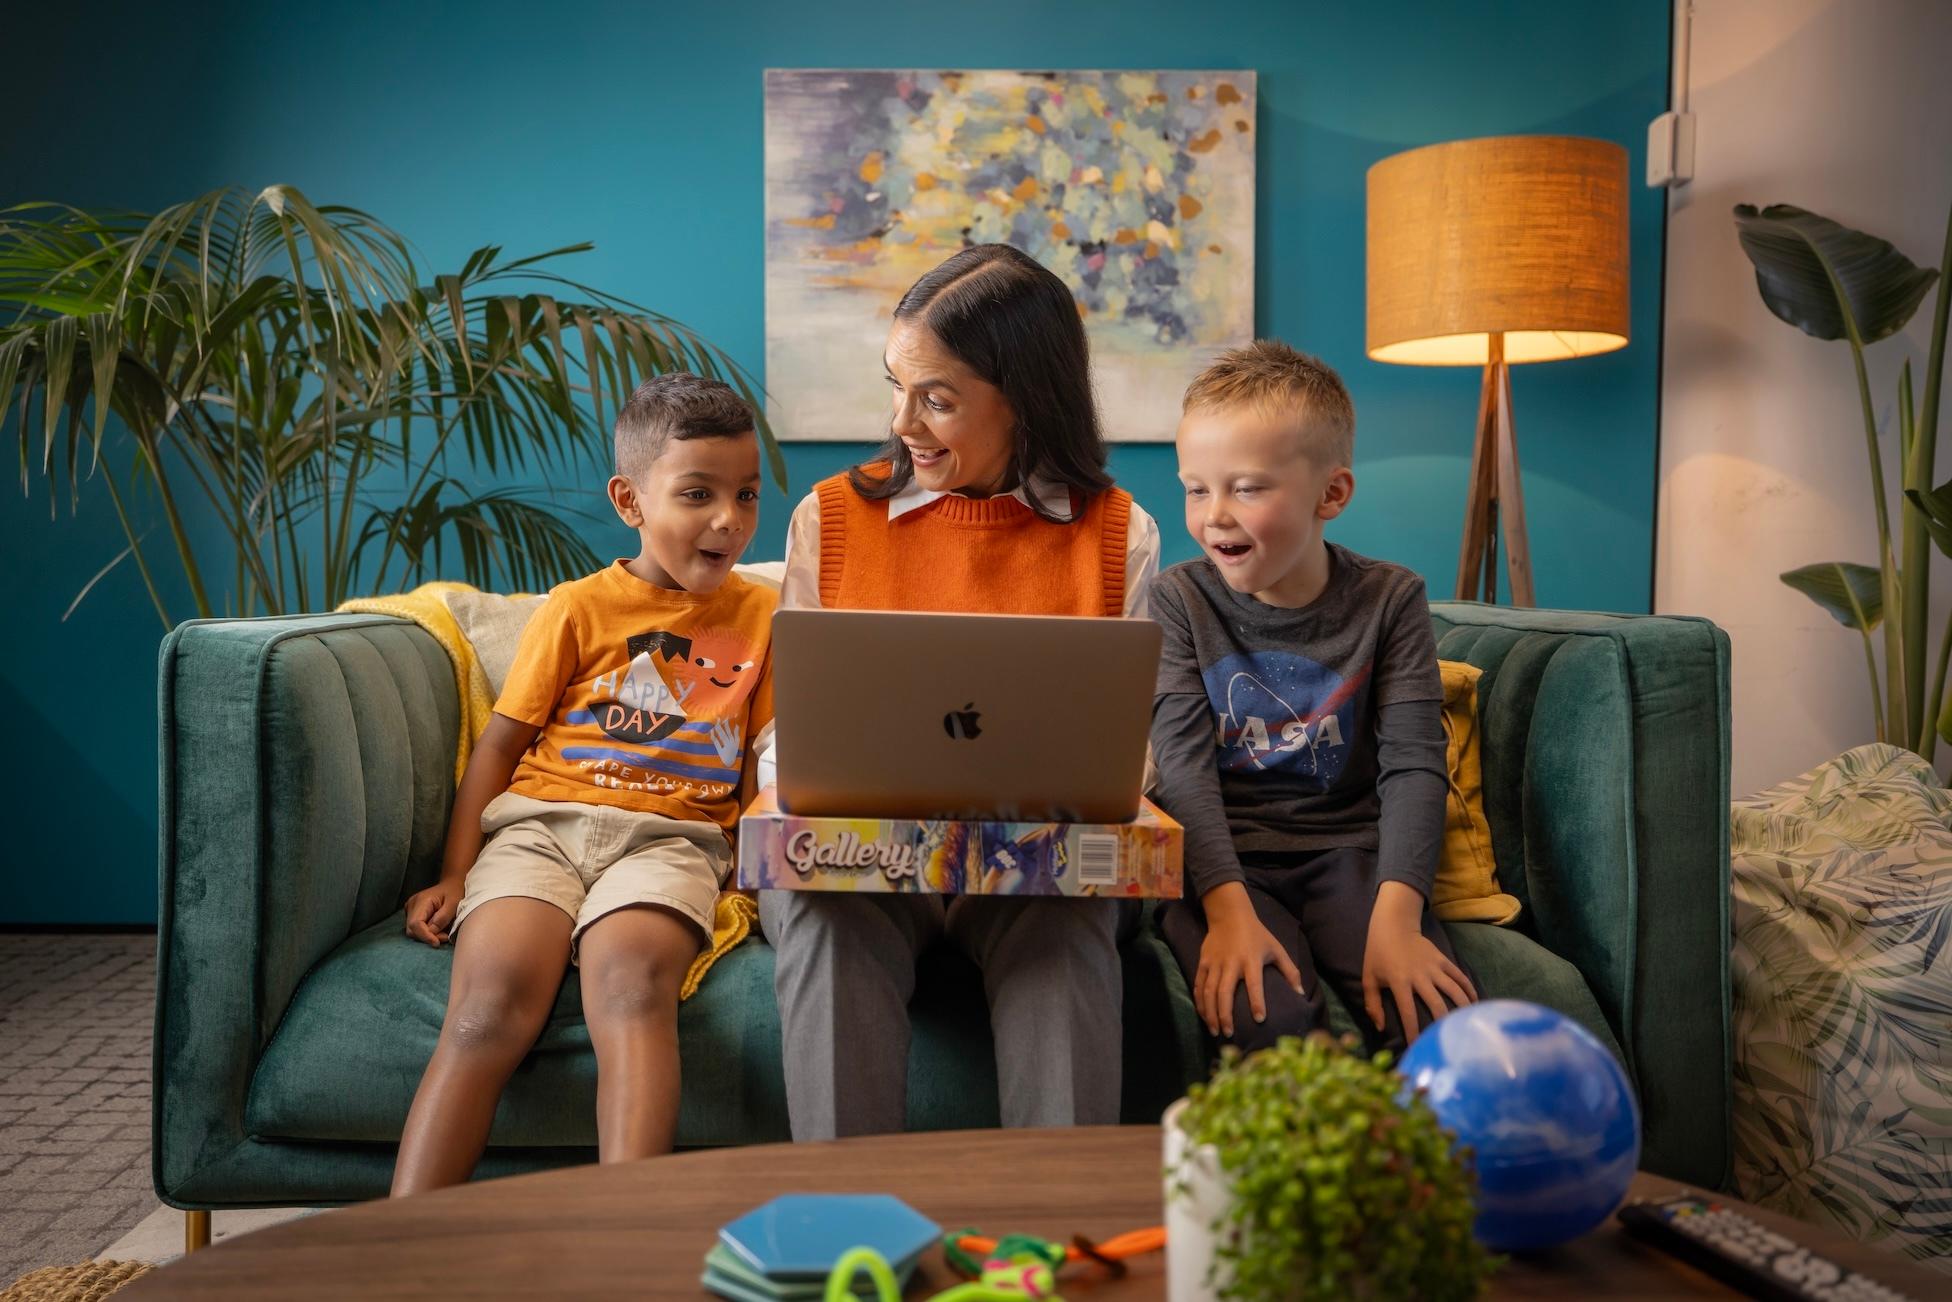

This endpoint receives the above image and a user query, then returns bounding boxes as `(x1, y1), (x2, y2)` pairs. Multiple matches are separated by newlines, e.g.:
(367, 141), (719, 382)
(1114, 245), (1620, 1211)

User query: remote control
(1616, 1193), (1915, 1301)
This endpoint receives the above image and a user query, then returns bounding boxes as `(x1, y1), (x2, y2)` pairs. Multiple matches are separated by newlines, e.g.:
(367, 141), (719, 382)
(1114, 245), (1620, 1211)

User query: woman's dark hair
(849, 243), (1111, 520)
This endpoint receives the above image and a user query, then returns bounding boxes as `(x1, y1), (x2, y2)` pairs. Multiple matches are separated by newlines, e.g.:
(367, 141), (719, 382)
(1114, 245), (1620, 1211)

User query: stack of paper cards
(704, 1194), (941, 1302)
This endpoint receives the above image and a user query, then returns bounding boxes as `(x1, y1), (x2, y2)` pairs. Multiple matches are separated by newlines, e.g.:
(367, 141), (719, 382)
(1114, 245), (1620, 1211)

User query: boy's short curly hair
(1182, 340), (1355, 467)
(613, 373), (755, 479)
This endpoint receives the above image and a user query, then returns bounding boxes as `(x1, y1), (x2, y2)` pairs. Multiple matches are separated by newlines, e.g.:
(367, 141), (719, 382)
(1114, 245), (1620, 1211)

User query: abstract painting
(764, 69), (1257, 442)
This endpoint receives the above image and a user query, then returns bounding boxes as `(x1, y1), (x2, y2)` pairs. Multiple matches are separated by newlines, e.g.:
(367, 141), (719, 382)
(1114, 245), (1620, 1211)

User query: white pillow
(441, 590), (547, 697)
(737, 560), (786, 591)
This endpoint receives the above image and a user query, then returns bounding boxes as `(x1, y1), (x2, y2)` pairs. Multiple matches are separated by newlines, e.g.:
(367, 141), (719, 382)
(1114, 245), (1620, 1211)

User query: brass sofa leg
(184, 1210), (211, 1253)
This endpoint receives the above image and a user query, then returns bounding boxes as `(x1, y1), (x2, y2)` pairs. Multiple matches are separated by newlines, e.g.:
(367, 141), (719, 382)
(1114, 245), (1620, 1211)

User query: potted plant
(0, 184), (782, 626)
(1736, 202), (1951, 758)
(1163, 1034), (1494, 1302)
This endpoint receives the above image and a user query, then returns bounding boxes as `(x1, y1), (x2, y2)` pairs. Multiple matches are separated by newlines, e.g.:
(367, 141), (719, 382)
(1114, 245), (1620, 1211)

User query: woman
(760, 243), (1160, 1140)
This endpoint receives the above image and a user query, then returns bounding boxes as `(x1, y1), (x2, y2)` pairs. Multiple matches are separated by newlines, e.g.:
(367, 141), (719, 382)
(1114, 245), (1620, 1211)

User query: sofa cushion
(247, 909), (1618, 1152)
(247, 914), (783, 1149)
(247, 907), (1206, 1147)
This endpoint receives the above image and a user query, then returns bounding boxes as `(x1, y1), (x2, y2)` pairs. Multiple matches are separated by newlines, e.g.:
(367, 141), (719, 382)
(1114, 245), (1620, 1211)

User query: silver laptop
(772, 609), (1161, 822)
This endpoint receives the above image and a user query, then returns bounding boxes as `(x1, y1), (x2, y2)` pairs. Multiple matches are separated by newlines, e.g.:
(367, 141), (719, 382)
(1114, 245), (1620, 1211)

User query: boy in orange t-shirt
(391, 373), (775, 1195)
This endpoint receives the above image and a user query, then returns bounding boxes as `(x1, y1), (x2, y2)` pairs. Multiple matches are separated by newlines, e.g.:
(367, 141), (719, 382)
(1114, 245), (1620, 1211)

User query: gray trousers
(758, 891), (1126, 1140)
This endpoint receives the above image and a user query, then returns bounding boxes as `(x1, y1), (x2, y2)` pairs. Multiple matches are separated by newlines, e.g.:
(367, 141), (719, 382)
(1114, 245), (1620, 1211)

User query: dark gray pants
(1157, 846), (1470, 1056)
(759, 891), (1125, 1140)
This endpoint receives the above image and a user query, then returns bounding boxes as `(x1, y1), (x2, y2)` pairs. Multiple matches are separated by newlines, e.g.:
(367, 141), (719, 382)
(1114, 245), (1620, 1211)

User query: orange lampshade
(1366, 135), (1630, 366)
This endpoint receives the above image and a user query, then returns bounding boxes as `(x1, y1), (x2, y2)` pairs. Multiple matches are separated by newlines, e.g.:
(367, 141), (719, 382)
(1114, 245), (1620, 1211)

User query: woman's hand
(404, 879), (463, 947)
(1361, 881), (1476, 1040)
(1195, 882), (1303, 1038)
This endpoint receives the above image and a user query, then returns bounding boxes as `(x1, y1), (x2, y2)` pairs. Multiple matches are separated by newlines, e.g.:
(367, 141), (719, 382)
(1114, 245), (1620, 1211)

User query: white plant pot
(1162, 1098), (1236, 1302)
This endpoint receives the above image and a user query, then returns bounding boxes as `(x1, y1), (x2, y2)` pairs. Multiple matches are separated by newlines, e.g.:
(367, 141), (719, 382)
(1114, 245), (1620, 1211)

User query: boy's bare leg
(392, 897), (573, 1196)
(577, 904), (701, 1162)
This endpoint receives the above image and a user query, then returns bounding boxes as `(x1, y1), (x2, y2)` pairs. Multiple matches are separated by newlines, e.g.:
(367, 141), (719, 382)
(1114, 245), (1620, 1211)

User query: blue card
(702, 1243), (919, 1302)
(719, 1194), (940, 1281)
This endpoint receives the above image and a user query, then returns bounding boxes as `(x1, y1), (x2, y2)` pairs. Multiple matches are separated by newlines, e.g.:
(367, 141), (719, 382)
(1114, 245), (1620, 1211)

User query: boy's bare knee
(587, 962), (680, 1021)
(445, 981), (550, 1053)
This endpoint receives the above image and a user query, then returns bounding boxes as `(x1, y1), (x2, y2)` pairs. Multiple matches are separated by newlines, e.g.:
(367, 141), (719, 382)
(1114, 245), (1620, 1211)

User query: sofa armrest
(1431, 602), (1732, 1189)
(154, 613), (458, 1204)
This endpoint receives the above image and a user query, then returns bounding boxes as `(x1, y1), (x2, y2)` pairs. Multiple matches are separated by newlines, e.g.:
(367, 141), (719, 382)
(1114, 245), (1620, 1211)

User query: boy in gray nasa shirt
(1151, 341), (1478, 1054)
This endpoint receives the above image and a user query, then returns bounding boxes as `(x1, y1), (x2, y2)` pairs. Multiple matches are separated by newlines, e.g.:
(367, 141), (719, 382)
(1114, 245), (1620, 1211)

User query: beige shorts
(453, 791), (730, 957)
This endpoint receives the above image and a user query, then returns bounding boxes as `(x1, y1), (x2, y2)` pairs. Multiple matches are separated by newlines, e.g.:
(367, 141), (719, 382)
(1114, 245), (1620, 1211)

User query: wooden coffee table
(124, 1127), (1941, 1299)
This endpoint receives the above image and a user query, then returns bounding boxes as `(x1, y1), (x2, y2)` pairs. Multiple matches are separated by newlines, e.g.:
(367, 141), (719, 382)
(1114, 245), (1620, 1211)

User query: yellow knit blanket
(337, 582), (756, 999)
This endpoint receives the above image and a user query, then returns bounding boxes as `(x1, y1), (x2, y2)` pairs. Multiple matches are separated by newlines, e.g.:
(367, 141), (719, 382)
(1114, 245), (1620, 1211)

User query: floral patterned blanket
(1732, 743), (1952, 1273)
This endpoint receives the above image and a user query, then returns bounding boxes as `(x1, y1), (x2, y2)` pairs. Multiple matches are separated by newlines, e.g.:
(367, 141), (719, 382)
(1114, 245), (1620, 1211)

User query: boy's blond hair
(1182, 340), (1355, 467)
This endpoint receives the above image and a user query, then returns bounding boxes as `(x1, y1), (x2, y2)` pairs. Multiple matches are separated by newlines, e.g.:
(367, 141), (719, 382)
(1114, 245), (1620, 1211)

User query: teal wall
(0, 1), (1669, 923)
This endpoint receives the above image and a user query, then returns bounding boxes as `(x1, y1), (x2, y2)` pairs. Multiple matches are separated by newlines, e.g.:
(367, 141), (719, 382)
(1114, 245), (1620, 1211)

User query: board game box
(736, 788), (1182, 897)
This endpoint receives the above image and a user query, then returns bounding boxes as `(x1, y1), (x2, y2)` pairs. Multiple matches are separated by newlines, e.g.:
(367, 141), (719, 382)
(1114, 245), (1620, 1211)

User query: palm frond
(2, 185), (780, 625)
(351, 478), (603, 593)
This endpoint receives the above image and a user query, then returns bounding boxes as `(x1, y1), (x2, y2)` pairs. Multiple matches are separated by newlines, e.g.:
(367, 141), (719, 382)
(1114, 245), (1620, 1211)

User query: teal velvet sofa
(154, 600), (1732, 1219)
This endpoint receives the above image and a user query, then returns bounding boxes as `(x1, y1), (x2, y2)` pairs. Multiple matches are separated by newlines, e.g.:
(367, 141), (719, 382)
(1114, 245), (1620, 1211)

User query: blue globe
(1397, 999), (1641, 1252)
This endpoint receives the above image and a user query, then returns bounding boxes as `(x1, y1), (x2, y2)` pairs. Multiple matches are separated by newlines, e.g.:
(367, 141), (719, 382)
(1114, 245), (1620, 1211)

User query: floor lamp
(1366, 135), (1631, 606)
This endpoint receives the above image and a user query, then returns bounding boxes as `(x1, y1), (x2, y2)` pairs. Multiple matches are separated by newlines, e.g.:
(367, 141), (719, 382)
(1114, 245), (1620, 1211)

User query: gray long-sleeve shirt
(1147, 548), (1448, 901)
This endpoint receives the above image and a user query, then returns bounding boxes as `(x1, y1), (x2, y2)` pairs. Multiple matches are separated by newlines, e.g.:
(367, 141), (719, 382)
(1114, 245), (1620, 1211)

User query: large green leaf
(1904, 481), (1952, 559)
(1734, 204), (1939, 344)
(1781, 561), (1885, 631)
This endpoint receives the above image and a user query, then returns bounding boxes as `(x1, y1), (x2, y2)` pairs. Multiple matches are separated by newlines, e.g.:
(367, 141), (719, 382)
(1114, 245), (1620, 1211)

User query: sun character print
(601, 625), (761, 763)
(1200, 651), (1369, 787)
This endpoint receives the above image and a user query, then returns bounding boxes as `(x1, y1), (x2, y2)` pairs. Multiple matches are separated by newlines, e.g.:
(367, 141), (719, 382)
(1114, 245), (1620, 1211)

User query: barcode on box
(1076, 834), (1119, 886)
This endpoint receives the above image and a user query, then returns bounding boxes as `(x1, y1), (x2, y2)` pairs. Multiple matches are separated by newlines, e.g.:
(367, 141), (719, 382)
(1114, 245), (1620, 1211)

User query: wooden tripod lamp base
(1455, 333), (1536, 606)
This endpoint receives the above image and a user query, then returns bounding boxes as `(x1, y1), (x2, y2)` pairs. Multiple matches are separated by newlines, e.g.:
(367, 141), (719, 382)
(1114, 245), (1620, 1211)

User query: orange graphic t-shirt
(494, 561), (775, 832)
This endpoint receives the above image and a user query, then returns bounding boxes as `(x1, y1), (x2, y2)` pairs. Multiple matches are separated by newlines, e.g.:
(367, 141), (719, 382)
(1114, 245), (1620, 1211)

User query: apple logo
(943, 702), (983, 740)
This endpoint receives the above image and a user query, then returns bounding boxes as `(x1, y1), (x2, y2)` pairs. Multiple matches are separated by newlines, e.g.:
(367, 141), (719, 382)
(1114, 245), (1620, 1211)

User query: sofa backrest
(1429, 599), (1731, 1175)
(161, 615), (462, 1045)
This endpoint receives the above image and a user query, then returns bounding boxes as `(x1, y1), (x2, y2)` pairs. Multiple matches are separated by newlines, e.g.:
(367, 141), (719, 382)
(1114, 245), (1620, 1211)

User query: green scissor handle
(825, 1248), (903, 1302)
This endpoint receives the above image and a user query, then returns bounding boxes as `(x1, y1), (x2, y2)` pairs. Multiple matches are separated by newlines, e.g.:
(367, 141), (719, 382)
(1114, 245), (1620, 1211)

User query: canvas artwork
(764, 69), (1257, 442)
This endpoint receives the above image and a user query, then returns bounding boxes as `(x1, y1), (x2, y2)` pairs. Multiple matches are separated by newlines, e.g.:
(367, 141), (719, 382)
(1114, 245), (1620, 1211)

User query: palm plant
(1738, 202), (1952, 758)
(1, 185), (782, 628)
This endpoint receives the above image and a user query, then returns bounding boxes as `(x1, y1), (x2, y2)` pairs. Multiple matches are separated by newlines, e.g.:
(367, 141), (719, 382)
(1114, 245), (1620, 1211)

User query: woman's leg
(576, 904), (701, 1162)
(948, 897), (1125, 1128)
(758, 891), (940, 1140)
(391, 897), (572, 1196)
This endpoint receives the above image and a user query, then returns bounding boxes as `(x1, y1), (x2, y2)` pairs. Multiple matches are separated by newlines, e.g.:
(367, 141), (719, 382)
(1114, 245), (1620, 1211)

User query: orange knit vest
(814, 467), (1131, 616)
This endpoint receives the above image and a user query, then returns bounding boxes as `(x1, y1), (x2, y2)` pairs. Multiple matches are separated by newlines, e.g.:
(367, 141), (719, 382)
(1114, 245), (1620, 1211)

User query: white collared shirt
(778, 473), (1160, 618)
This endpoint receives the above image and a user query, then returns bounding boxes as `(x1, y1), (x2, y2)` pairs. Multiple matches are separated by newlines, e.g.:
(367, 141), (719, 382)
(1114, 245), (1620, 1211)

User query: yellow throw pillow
(1432, 660), (1523, 925)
